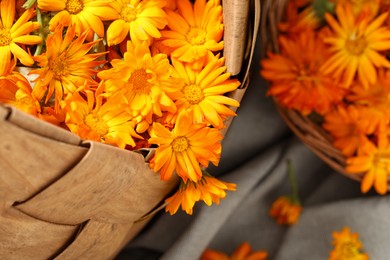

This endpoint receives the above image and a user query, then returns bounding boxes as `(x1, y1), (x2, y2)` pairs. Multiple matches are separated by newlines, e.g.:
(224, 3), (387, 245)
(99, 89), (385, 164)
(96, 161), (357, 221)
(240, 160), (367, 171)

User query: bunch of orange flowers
(0, 0), (241, 215)
(261, 0), (390, 195)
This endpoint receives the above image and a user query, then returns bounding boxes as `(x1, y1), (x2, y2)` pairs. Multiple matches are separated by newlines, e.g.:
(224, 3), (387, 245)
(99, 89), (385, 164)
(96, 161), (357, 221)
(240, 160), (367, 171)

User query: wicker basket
(260, 0), (364, 183)
(0, 103), (179, 259)
(0, 1), (261, 258)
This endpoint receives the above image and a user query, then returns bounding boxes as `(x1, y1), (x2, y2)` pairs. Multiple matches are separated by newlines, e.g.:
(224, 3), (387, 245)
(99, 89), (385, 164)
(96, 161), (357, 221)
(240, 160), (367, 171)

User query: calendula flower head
(201, 242), (268, 260)
(269, 196), (302, 225)
(61, 85), (142, 148)
(346, 129), (390, 195)
(106, 0), (168, 46)
(269, 160), (302, 226)
(0, 59), (40, 116)
(171, 56), (240, 129)
(0, 0), (41, 73)
(165, 174), (236, 215)
(37, 0), (118, 41)
(98, 41), (180, 133)
(160, 0), (224, 69)
(320, 3), (390, 89)
(329, 227), (369, 260)
(323, 105), (382, 157)
(149, 115), (222, 183)
(261, 30), (345, 116)
(30, 26), (106, 111)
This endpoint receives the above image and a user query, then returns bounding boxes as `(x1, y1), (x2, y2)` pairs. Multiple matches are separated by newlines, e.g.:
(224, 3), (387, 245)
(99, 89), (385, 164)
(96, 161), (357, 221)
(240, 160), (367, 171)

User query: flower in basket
(0, 0), (241, 215)
(260, 0), (390, 195)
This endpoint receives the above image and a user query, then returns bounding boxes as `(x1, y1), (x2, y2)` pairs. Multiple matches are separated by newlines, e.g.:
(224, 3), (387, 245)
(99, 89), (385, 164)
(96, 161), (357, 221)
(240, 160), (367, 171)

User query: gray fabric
(117, 26), (390, 260)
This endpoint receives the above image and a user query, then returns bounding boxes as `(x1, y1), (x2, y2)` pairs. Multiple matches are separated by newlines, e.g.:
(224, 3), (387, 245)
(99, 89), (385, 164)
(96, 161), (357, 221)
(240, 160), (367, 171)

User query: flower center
(129, 69), (152, 94)
(345, 35), (367, 55)
(172, 136), (189, 152)
(183, 84), (204, 104)
(186, 27), (206, 45)
(0, 27), (11, 46)
(49, 55), (69, 79)
(296, 64), (317, 82)
(66, 0), (83, 14)
(84, 114), (109, 137)
(121, 4), (137, 22)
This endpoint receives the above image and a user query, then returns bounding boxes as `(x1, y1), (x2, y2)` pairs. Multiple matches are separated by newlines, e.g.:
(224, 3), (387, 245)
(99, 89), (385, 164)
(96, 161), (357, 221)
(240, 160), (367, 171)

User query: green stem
(34, 8), (44, 57)
(287, 159), (300, 204)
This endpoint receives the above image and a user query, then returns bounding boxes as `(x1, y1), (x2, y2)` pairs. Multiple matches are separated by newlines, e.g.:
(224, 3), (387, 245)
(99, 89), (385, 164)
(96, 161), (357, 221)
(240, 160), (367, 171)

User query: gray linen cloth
(116, 32), (390, 260)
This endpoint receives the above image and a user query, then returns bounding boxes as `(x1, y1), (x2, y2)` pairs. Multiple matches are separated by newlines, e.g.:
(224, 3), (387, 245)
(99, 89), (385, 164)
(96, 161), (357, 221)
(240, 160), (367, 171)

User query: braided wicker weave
(260, 0), (364, 183)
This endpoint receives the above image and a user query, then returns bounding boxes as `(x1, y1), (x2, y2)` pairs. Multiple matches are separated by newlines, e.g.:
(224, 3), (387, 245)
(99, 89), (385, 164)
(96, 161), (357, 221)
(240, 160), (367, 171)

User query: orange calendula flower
(98, 41), (180, 133)
(171, 56), (240, 129)
(270, 160), (302, 226)
(346, 131), (390, 195)
(329, 227), (369, 260)
(62, 88), (142, 148)
(261, 30), (345, 116)
(0, 0), (41, 73)
(31, 26), (105, 110)
(269, 196), (302, 226)
(201, 242), (268, 260)
(107, 0), (168, 46)
(165, 174), (236, 215)
(0, 59), (40, 116)
(320, 3), (390, 88)
(149, 115), (222, 183)
(323, 105), (381, 157)
(160, 0), (224, 68)
(37, 0), (118, 41)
